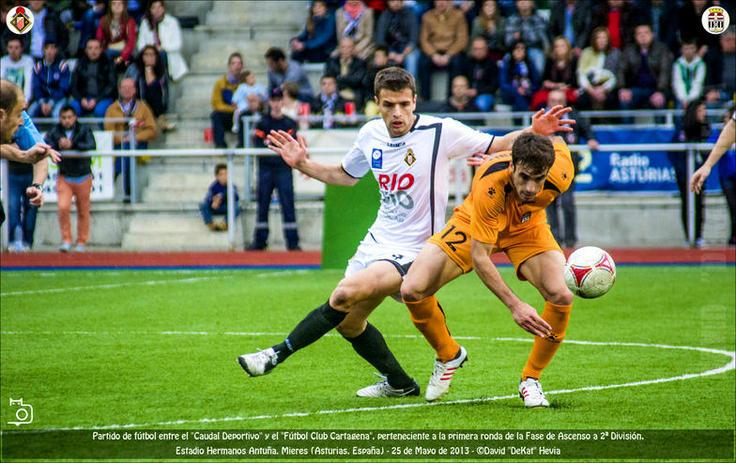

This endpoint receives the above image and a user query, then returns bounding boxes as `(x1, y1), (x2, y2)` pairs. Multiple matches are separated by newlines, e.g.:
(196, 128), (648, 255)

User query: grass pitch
(0, 266), (734, 432)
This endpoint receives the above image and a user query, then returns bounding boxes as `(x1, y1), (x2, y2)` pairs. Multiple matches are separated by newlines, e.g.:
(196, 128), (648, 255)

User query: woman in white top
(136, 0), (188, 81)
(576, 27), (620, 110)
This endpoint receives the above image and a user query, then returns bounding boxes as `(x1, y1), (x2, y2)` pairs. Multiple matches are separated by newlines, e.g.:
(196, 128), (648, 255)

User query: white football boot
(237, 348), (278, 376)
(356, 376), (420, 398)
(425, 345), (468, 402)
(518, 377), (550, 408)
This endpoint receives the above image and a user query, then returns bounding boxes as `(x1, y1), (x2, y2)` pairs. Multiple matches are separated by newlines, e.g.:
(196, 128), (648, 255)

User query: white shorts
(344, 241), (417, 302)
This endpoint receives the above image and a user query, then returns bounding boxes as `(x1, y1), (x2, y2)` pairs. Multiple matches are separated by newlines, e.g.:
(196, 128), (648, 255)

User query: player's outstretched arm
(471, 239), (551, 338)
(1, 142), (60, 164)
(266, 130), (358, 186)
(691, 117), (735, 193)
(488, 105), (576, 154)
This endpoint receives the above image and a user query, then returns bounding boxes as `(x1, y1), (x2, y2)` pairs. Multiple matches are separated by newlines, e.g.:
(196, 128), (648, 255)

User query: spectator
(375, 0), (419, 76)
(96, 0), (138, 70)
(499, 40), (539, 112)
(28, 40), (71, 119)
(669, 100), (710, 247)
(442, 75), (481, 119)
(531, 36), (578, 110)
(691, 110), (736, 246)
(335, 0), (374, 61)
(210, 52), (244, 148)
(70, 38), (116, 118)
(591, 0), (638, 50)
(5, 100), (48, 252)
(418, 0), (468, 101)
(362, 46), (391, 115)
(1, 38), (34, 102)
(503, 0), (549, 76)
(461, 36), (498, 112)
(290, 0), (337, 63)
(232, 70), (267, 140)
(706, 26), (736, 106)
(672, 39), (706, 109)
(199, 163), (239, 232)
(44, 105), (96, 252)
(281, 81), (301, 120)
(125, 45), (171, 131)
(249, 88), (300, 251)
(310, 75), (348, 129)
(617, 23), (673, 111)
(265, 47), (314, 102)
(549, 0), (592, 56)
(544, 88), (598, 249)
(104, 78), (157, 200)
(471, 0), (506, 61)
(640, 0), (679, 54)
(137, 0), (188, 81)
(27, 0), (69, 60)
(576, 26), (620, 110)
(324, 37), (368, 109)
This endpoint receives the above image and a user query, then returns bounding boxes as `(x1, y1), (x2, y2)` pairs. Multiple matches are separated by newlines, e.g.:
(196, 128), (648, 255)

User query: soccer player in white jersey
(238, 67), (575, 397)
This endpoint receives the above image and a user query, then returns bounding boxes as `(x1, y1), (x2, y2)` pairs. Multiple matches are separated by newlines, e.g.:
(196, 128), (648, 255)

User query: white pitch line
(0, 276), (230, 297)
(4, 338), (733, 433)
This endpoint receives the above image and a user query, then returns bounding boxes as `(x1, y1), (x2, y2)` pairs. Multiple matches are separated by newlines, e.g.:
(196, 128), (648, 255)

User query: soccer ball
(564, 246), (616, 299)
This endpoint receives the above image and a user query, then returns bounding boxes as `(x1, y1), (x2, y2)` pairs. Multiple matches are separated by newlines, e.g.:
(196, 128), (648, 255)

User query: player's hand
(267, 130), (308, 169)
(690, 164), (712, 194)
(25, 186), (44, 207)
(531, 105), (575, 135)
(24, 143), (61, 163)
(510, 302), (552, 338)
(466, 151), (501, 167)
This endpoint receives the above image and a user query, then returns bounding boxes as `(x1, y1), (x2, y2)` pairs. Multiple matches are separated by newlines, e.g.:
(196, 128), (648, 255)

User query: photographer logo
(7, 398), (33, 426)
(5, 6), (34, 35)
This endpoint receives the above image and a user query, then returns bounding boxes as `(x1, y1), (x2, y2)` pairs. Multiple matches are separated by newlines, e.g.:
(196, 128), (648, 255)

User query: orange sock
(521, 301), (572, 380)
(405, 296), (460, 362)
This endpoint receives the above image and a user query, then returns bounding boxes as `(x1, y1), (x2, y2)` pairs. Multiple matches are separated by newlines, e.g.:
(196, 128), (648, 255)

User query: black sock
(344, 323), (414, 389)
(272, 301), (347, 364)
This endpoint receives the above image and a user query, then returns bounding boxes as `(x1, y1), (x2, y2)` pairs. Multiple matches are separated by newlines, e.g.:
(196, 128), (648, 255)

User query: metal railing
(2, 142), (721, 250)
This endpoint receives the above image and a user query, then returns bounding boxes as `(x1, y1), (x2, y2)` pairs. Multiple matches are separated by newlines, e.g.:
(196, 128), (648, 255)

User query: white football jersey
(341, 114), (495, 256)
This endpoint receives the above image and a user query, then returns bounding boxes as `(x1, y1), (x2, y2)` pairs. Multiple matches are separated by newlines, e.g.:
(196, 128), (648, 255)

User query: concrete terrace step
(122, 230), (242, 251)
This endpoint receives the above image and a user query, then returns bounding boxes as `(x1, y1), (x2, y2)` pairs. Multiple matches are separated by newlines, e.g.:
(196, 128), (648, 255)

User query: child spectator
(335, 0), (374, 61)
(96, 0), (138, 70)
(499, 40), (539, 111)
(290, 0), (337, 63)
(531, 36), (578, 110)
(125, 45), (172, 131)
(1, 38), (34, 103)
(232, 70), (267, 138)
(576, 27), (620, 110)
(29, 40), (71, 119)
(44, 105), (97, 252)
(137, 0), (188, 81)
(70, 38), (117, 118)
(672, 39), (705, 109)
(210, 52), (244, 148)
(199, 163), (239, 232)
(471, 0), (506, 61)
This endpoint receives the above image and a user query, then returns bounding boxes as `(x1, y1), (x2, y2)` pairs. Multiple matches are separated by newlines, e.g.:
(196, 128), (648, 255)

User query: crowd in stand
(212, 0), (733, 125)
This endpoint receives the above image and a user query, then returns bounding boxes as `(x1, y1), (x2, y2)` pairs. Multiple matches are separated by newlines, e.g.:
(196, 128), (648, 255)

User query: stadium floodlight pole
(686, 146), (696, 247)
(128, 122), (138, 204)
(226, 151), (236, 250)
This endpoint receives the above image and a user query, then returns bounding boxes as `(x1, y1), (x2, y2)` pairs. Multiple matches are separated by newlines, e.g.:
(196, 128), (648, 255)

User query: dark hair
(373, 45), (388, 56)
(374, 66), (416, 99)
(215, 163), (227, 175)
(265, 47), (286, 62)
(59, 104), (77, 115)
(683, 98), (710, 142)
(228, 52), (243, 65)
(681, 38), (698, 47)
(511, 133), (555, 175)
(145, 0), (165, 28)
(135, 45), (165, 80)
(6, 36), (22, 47)
(320, 74), (336, 82)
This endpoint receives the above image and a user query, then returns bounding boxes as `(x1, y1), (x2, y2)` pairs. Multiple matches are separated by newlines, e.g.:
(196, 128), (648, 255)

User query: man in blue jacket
(28, 40), (71, 119)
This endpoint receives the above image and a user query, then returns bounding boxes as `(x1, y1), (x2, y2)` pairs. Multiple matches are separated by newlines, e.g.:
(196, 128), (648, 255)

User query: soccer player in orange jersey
(401, 133), (575, 406)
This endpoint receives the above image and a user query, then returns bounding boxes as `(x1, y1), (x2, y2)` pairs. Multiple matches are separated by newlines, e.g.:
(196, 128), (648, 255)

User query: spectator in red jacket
(531, 36), (578, 110)
(96, 0), (138, 70)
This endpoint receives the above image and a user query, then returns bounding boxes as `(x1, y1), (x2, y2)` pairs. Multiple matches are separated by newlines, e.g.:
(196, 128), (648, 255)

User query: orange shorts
(428, 215), (562, 279)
